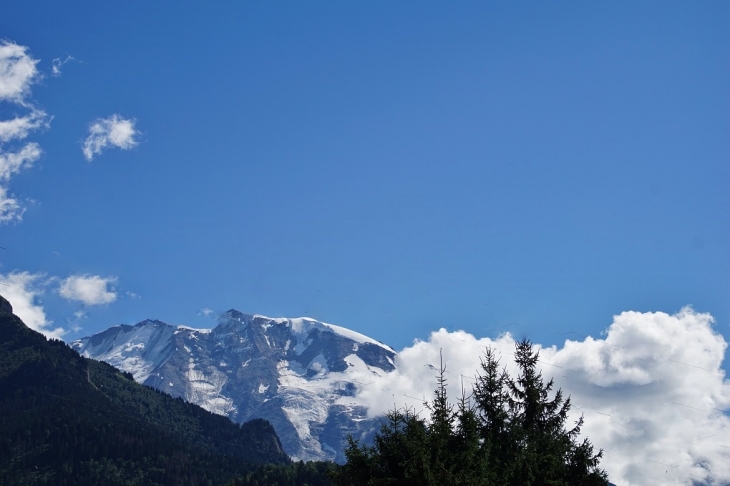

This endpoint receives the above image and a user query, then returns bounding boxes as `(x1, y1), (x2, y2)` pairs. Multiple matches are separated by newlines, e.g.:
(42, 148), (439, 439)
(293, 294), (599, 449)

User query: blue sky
(1, 1), (729, 351)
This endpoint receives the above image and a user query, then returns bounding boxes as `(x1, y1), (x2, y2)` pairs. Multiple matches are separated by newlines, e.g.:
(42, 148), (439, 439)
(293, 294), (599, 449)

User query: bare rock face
(72, 310), (396, 462)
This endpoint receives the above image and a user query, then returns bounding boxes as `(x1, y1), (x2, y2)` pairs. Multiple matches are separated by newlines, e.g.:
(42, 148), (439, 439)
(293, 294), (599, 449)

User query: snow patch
(256, 315), (394, 353)
(184, 363), (235, 416)
(276, 352), (392, 460)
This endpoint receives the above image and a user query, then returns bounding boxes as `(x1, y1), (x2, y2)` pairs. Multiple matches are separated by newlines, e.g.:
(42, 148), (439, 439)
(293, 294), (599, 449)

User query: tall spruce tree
(332, 339), (608, 486)
(500, 339), (607, 485)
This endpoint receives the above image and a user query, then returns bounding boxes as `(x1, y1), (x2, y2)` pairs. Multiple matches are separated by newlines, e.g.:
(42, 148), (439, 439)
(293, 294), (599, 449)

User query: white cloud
(0, 142), (42, 180)
(51, 55), (74, 77)
(0, 271), (65, 339)
(0, 110), (49, 144)
(59, 274), (117, 305)
(82, 114), (138, 161)
(0, 270), (125, 338)
(0, 186), (24, 223)
(0, 41), (49, 225)
(351, 308), (730, 486)
(199, 307), (216, 318)
(0, 41), (40, 102)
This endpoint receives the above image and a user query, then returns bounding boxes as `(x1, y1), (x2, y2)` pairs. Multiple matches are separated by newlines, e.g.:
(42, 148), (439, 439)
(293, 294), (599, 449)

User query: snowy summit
(72, 310), (397, 462)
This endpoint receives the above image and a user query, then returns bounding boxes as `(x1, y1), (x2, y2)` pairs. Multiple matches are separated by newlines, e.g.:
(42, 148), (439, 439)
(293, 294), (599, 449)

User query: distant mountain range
(72, 310), (398, 462)
(0, 296), (295, 485)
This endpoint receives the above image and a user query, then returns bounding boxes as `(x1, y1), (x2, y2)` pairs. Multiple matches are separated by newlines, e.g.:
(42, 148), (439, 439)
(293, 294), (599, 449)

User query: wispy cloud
(199, 307), (216, 318)
(0, 272), (65, 339)
(51, 55), (74, 77)
(0, 187), (23, 223)
(0, 40), (50, 224)
(82, 114), (138, 161)
(350, 308), (730, 485)
(0, 110), (49, 144)
(59, 274), (118, 305)
(0, 142), (42, 181)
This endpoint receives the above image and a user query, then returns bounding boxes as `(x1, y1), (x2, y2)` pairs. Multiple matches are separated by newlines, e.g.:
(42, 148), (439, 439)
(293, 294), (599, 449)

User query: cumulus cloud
(0, 40), (49, 224)
(59, 274), (117, 305)
(349, 308), (730, 486)
(0, 272), (65, 338)
(82, 114), (138, 161)
(0, 41), (40, 102)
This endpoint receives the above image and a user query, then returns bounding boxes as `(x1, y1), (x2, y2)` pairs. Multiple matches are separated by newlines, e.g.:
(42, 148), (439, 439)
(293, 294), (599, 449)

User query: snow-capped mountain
(71, 310), (396, 462)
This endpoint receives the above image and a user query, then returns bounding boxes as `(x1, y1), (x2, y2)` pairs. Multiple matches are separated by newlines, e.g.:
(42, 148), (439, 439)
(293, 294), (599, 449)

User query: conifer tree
(424, 350), (457, 484)
(503, 339), (607, 485)
(472, 345), (513, 482)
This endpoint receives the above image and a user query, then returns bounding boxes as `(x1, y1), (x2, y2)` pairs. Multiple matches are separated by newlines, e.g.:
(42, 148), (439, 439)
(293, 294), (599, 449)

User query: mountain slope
(73, 310), (397, 462)
(0, 296), (290, 485)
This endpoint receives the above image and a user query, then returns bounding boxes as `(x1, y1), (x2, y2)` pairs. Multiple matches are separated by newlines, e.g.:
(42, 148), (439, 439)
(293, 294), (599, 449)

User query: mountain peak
(216, 310), (395, 353)
(75, 311), (398, 462)
(136, 318), (168, 327)
(217, 309), (257, 327)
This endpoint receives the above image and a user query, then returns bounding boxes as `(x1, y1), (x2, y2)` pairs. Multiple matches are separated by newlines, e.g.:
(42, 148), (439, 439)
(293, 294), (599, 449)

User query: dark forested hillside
(0, 295), (293, 485)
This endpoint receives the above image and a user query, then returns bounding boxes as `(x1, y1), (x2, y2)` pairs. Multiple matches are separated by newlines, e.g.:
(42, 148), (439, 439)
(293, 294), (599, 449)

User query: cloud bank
(0, 40), (49, 223)
(0, 272), (65, 339)
(82, 114), (138, 161)
(346, 308), (730, 486)
(59, 274), (118, 305)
